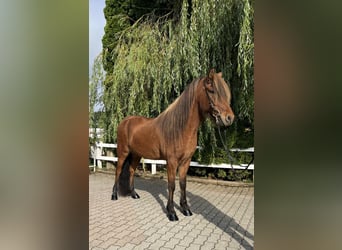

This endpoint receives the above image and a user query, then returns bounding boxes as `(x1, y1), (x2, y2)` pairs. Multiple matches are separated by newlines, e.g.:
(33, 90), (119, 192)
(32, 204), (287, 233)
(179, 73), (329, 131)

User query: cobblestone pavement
(89, 172), (254, 250)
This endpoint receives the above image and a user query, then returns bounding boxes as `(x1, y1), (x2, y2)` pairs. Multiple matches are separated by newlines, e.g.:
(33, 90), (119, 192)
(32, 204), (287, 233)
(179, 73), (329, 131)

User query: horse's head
(202, 69), (235, 127)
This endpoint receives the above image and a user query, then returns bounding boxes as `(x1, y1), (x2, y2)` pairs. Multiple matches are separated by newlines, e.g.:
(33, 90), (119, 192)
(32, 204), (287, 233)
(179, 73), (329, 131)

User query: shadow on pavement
(135, 177), (253, 249)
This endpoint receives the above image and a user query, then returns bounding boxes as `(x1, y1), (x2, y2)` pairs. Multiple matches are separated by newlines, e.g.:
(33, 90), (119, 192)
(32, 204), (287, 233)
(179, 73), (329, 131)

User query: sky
(89, 0), (106, 72)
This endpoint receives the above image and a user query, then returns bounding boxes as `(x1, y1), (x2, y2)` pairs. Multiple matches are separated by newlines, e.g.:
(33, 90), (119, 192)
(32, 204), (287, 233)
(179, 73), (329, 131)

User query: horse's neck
(183, 100), (202, 138)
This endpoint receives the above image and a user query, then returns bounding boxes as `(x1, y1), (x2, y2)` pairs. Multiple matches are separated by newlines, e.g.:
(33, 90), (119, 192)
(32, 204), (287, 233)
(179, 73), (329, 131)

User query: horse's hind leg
(129, 154), (141, 199)
(111, 156), (127, 200)
(112, 119), (130, 200)
(112, 145), (130, 200)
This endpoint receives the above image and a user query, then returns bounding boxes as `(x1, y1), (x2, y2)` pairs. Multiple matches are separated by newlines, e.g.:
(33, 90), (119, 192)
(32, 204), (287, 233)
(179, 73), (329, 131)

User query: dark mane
(155, 78), (200, 145)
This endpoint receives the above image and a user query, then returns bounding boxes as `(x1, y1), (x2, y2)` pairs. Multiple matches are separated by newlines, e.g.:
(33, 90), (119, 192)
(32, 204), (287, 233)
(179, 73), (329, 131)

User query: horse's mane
(155, 78), (201, 145)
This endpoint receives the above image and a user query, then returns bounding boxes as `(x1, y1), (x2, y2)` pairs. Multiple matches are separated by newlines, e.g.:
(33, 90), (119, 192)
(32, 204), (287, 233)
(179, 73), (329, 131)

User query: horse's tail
(118, 153), (132, 196)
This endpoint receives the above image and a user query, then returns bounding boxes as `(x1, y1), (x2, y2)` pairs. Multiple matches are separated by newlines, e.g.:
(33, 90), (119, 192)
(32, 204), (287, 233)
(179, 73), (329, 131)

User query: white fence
(89, 142), (254, 174)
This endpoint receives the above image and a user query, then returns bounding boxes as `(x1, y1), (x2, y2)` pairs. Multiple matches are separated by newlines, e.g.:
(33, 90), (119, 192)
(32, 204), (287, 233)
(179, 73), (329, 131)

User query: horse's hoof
(111, 194), (118, 200)
(182, 209), (193, 216)
(131, 193), (140, 199)
(168, 213), (179, 221)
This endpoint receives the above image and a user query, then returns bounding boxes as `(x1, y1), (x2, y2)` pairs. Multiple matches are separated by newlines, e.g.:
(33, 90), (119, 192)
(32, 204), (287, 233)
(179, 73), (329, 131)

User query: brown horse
(111, 69), (235, 221)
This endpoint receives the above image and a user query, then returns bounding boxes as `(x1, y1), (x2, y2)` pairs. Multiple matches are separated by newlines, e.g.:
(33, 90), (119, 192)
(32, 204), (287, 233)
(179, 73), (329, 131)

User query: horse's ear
(208, 68), (216, 79)
(205, 76), (215, 93)
(217, 72), (222, 78)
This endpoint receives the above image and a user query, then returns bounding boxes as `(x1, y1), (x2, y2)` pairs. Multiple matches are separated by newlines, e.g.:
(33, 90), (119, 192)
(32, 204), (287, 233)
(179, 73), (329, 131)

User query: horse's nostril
(226, 115), (234, 124)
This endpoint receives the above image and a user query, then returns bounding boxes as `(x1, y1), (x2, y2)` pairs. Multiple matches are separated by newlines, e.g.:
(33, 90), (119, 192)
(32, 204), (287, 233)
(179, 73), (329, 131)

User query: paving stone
(193, 235), (207, 245)
(187, 229), (201, 238)
(200, 242), (215, 250)
(173, 245), (186, 250)
(206, 233), (221, 243)
(169, 225), (184, 233)
(227, 239), (243, 249)
(160, 232), (176, 241)
(149, 239), (167, 249)
(107, 246), (121, 250)
(89, 239), (103, 249)
(132, 242), (151, 250)
(163, 238), (181, 249)
(145, 233), (164, 243)
(97, 237), (118, 249)
(187, 243), (202, 250)
(215, 240), (230, 249)
(174, 231), (187, 240)
(177, 236), (195, 247)
(200, 228), (213, 236)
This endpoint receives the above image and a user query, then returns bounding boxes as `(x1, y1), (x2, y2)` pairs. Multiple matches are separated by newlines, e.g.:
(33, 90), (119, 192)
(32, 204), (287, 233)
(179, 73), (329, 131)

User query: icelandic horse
(111, 69), (234, 221)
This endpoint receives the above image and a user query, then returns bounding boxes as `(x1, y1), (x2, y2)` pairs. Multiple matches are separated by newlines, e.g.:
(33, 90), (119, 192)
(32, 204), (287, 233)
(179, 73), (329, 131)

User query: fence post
(96, 144), (103, 168)
(105, 149), (115, 169)
(93, 143), (96, 172)
(141, 158), (146, 173)
(151, 163), (156, 175)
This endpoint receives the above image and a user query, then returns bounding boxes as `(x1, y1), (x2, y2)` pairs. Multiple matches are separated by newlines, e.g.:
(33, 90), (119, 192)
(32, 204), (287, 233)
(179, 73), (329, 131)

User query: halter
(204, 79), (221, 124)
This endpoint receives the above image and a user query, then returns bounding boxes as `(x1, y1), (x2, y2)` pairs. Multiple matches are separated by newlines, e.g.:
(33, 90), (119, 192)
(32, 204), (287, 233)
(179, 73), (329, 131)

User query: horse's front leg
(166, 159), (178, 221)
(179, 159), (192, 216)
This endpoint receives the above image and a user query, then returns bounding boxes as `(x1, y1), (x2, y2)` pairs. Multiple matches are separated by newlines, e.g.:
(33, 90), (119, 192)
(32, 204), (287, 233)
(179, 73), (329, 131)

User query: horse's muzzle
(225, 114), (234, 126)
(216, 114), (234, 127)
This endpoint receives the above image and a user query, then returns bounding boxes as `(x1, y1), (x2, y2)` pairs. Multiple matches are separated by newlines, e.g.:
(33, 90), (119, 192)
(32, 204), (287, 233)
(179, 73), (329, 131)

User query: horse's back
(118, 115), (151, 132)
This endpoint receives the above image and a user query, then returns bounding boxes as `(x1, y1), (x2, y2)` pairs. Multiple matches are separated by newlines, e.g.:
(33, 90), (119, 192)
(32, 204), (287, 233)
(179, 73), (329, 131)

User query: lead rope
(217, 125), (254, 181)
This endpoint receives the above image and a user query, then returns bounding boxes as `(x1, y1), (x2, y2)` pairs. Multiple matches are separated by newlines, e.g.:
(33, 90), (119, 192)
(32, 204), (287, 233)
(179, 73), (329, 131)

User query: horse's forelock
(213, 73), (231, 102)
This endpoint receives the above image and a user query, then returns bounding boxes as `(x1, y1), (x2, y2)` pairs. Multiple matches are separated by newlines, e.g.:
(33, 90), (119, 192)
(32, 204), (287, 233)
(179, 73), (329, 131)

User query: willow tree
(89, 54), (104, 135)
(102, 0), (254, 163)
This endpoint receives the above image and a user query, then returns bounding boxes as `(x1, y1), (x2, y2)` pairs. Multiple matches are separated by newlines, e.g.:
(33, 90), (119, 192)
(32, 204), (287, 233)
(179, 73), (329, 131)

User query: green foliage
(217, 169), (227, 179)
(235, 0), (254, 123)
(102, 0), (181, 74)
(187, 167), (253, 182)
(89, 54), (105, 134)
(227, 170), (252, 182)
(101, 0), (254, 161)
(189, 167), (208, 178)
